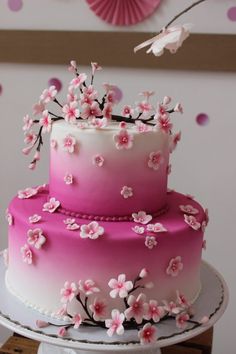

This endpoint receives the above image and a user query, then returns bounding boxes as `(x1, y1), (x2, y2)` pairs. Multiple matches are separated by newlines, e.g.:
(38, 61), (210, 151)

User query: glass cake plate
(0, 251), (228, 354)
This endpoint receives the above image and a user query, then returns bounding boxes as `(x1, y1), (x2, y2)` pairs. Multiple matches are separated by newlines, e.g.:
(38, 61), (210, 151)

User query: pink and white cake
(4, 61), (208, 342)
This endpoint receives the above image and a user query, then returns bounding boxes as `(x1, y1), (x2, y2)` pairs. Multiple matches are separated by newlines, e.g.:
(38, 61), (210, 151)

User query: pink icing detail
(63, 218), (75, 225)
(78, 279), (100, 296)
(166, 256), (183, 277)
(113, 129), (133, 150)
(64, 173), (73, 185)
(81, 102), (102, 120)
(58, 327), (67, 337)
(40, 110), (52, 133)
(27, 228), (46, 249)
(176, 313), (190, 329)
(43, 197), (60, 213)
(138, 323), (158, 345)
(66, 223), (80, 231)
(132, 211), (152, 224)
(70, 73), (87, 89)
(121, 186), (133, 199)
(20, 244), (33, 265)
(139, 268), (149, 279)
(144, 300), (165, 322)
(184, 214), (201, 230)
(29, 214), (42, 224)
(156, 115), (173, 133)
(40, 86), (57, 104)
(89, 298), (107, 321)
(72, 313), (83, 329)
(6, 210), (13, 226)
(62, 101), (79, 124)
(163, 300), (181, 315)
(36, 320), (49, 328)
(50, 139), (57, 149)
(148, 151), (164, 170)
(121, 105), (134, 118)
(176, 290), (190, 308)
(22, 114), (33, 131)
(18, 187), (38, 199)
(80, 221), (104, 239)
(93, 154), (105, 167)
(132, 225), (145, 235)
(146, 223), (167, 233)
(124, 293), (148, 324)
(108, 274), (133, 299)
(62, 135), (76, 153)
(105, 309), (125, 337)
(179, 204), (199, 215)
(145, 236), (157, 249)
(60, 281), (78, 303)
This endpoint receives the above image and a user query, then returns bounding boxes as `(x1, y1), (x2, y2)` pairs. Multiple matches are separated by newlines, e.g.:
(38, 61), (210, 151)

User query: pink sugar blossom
(24, 130), (37, 145)
(22, 145), (34, 155)
(113, 129), (134, 150)
(89, 298), (107, 321)
(63, 218), (75, 225)
(21, 244), (33, 265)
(121, 186), (133, 199)
(169, 131), (181, 153)
(81, 102), (102, 120)
(179, 204), (199, 215)
(64, 173), (73, 185)
(93, 154), (105, 167)
(90, 117), (107, 129)
(139, 268), (149, 278)
(78, 279), (100, 296)
(136, 101), (153, 116)
(79, 93), (93, 106)
(82, 85), (98, 100)
(28, 162), (36, 170)
(174, 102), (183, 113)
(145, 236), (157, 250)
(67, 86), (78, 103)
(33, 102), (45, 116)
(3, 249), (9, 267)
(5, 210), (13, 226)
(124, 293), (148, 324)
(62, 134), (76, 153)
(162, 300), (181, 315)
(132, 225), (145, 235)
(156, 115), (173, 133)
(135, 121), (152, 133)
(68, 60), (77, 72)
(121, 105), (134, 117)
(58, 327), (67, 337)
(105, 309), (125, 337)
(34, 151), (40, 161)
(67, 223), (80, 231)
(176, 313), (190, 329)
(27, 228), (46, 249)
(91, 62), (102, 75)
(139, 91), (155, 100)
(18, 187), (38, 199)
(166, 256), (183, 277)
(184, 214), (201, 230)
(60, 281), (78, 303)
(50, 139), (57, 149)
(22, 114), (33, 131)
(70, 73), (87, 89)
(29, 214), (42, 224)
(43, 197), (60, 213)
(103, 83), (114, 93)
(132, 211), (152, 225)
(40, 110), (52, 133)
(119, 121), (127, 129)
(54, 304), (68, 317)
(80, 221), (104, 240)
(108, 274), (133, 299)
(102, 103), (113, 119)
(72, 313), (83, 329)
(158, 103), (168, 116)
(36, 320), (49, 328)
(176, 291), (190, 309)
(105, 90), (117, 105)
(62, 101), (79, 124)
(146, 223), (167, 233)
(138, 323), (158, 345)
(40, 85), (57, 104)
(144, 300), (165, 322)
(148, 151), (164, 171)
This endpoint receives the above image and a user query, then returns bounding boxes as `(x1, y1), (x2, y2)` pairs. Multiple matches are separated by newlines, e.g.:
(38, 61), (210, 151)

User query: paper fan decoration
(86, 0), (162, 26)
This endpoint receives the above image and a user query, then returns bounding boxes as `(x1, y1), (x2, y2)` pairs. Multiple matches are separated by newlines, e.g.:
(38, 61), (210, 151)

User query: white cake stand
(0, 252), (228, 354)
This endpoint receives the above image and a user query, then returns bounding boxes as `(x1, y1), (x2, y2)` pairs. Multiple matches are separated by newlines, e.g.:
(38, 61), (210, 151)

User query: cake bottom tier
(5, 186), (206, 319)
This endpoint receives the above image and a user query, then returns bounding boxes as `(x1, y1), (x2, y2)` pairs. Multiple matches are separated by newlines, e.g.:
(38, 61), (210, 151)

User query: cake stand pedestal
(0, 253), (228, 354)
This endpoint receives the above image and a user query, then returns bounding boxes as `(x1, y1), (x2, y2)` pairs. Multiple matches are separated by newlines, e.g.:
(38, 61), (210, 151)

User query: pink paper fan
(86, 0), (162, 26)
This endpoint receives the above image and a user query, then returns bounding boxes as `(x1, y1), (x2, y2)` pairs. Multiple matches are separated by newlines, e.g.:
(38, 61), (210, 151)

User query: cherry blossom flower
(33, 102), (45, 116)
(176, 313), (190, 329)
(162, 300), (181, 315)
(146, 223), (167, 233)
(68, 59), (77, 72)
(121, 186), (133, 199)
(70, 73), (87, 89)
(50, 139), (57, 149)
(62, 134), (76, 153)
(58, 327), (67, 337)
(176, 291), (190, 308)
(72, 313), (83, 329)
(174, 103), (183, 113)
(22, 114), (33, 131)
(21, 244), (33, 265)
(156, 115), (173, 133)
(93, 154), (105, 167)
(53, 304), (68, 318)
(148, 151), (164, 171)
(78, 279), (100, 296)
(105, 309), (125, 337)
(63, 218), (76, 225)
(3, 249), (9, 267)
(102, 103), (113, 119)
(138, 323), (158, 345)
(66, 223), (80, 231)
(136, 101), (153, 116)
(113, 129), (134, 150)
(80, 102), (102, 120)
(169, 131), (181, 153)
(119, 121), (127, 129)
(145, 236), (157, 250)
(62, 101), (79, 124)
(166, 256), (183, 277)
(91, 62), (102, 75)
(134, 24), (192, 57)
(43, 197), (60, 213)
(135, 121), (152, 133)
(80, 221), (104, 240)
(18, 187), (38, 199)
(36, 320), (49, 328)
(139, 268), (149, 279)
(132, 225), (145, 235)
(60, 281), (78, 303)
(179, 204), (199, 215)
(90, 117), (107, 129)
(33, 151), (40, 162)
(64, 173), (73, 185)
(108, 274), (133, 298)
(124, 293), (148, 324)
(157, 103), (168, 116)
(79, 93), (93, 106)
(144, 300), (165, 322)
(89, 298), (107, 321)
(184, 214), (201, 230)
(40, 85), (57, 104)
(106, 90), (117, 105)
(5, 210), (13, 226)
(121, 105), (134, 117)
(27, 228), (46, 249)
(132, 211), (152, 224)
(29, 214), (42, 224)
(24, 130), (37, 145)
(39, 110), (52, 133)
(22, 145), (34, 155)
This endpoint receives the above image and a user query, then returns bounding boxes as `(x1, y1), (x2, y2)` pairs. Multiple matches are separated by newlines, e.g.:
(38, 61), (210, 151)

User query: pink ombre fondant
(6, 187), (205, 317)
(49, 121), (170, 217)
